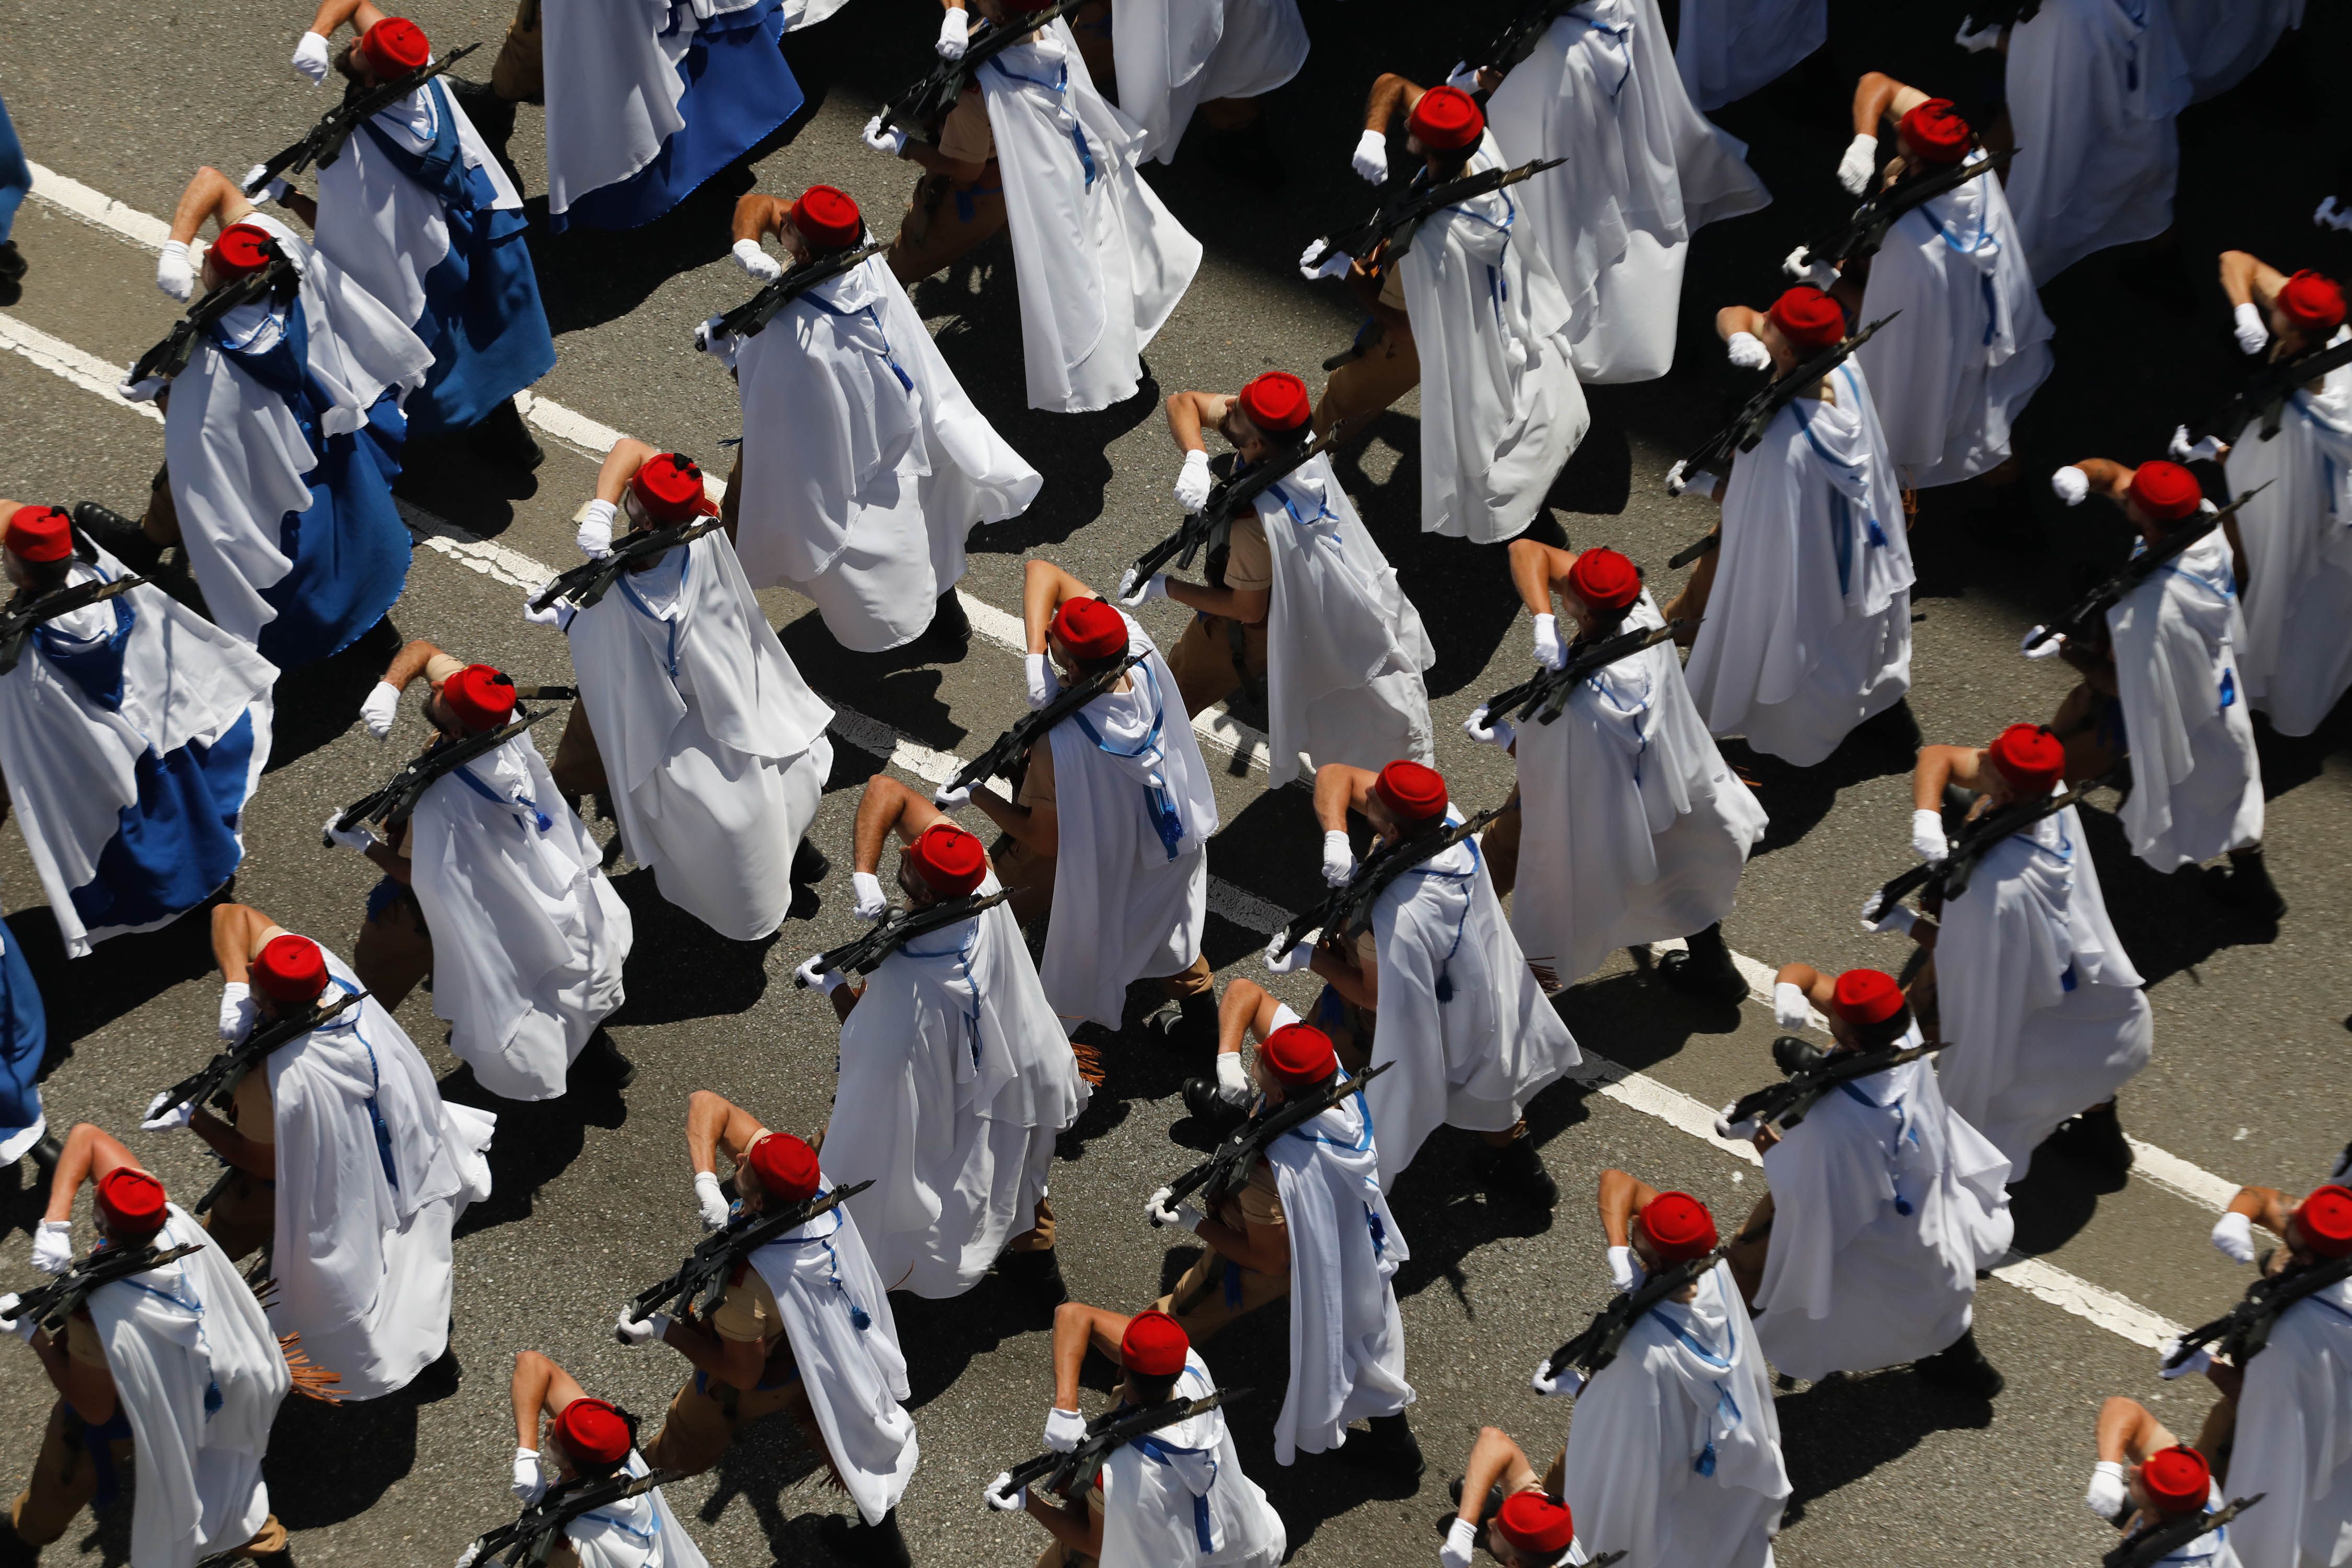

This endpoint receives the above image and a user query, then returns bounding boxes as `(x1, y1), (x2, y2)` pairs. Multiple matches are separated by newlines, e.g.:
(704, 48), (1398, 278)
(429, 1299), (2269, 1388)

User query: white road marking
(0, 315), (165, 423)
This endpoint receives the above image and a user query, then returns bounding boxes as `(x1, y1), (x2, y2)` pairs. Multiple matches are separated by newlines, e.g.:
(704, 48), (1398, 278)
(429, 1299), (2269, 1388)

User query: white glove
(1215, 1050), (1251, 1103)
(1955, 15), (2004, 51)
(1128, 572), (1169, 605)
(2020, 625), (2065, 660)
(1442, 1516), (1481, 1568)
(1445, 60), (1482, 92)
(1714, 1102), (1760, 1142)
(1265, 939), (1315, 974)
(2084, 1461), (2127, 1520)
(217, 980), (255, 1042)
(1726, 330), (1771, 371)
(614, 1308), (671, 1346)
(936, 6), (970, 57)
(1836, 133), (1879, 195)
(240, 165), (287, 205)
(929, 780), (973, 812)
(1321, 829), (1355, 887)
(1911, 806), (1949, 863)
(2318, 195), (2352, 233)
(1044, 1406), (1088, 1452)
(512, 1448), (547, 1505)
(796, 955), (845, 995)
(292, 30), (332, 83)
(2050, 466), (2090, 506)
(456, 1546), (482, 1568)
(1173, 448), (1214, 512)
(576, 498), (617, 558)
(693, 314), (740, 367)
(1782, 243), (1836, 289)
(2210, 1209), (2256, 1265)
(986, 1471), (1028, 1510)
(1299, 239), (1353, 281)
(1606, 1244), (1638, 1291)
(862, 113), (908, 157)
(2170, 424), (2225, 464)
(118, 375), (166, 405)
(1531, 613), (1566, 671)
(1529, 1359), (1585, 1399)
(156, 240), (196, 302)
(324, 808), (374, 854)
(1024, 652), (1058, 710)
(1146, 1185), (1206, 1233)
(30, 1221), (75, 1276)
(1772, 981), (1812, 1031)
(1860, 888), (1918, 936)
(522, 593), (573, 630)
(141, 1091), (194, 1132)
(1463, 704), (1516, 749)
(1, 1294), (33, 1342)
(2233, 301), (2270, 356)
(852, 871), (889, 921)
(731, 237), (782, 282)
(2158, 1338), (2213, 1381)
(1667, 462), (1721, 501)
(1351, 129), (1390, 186)
(694, 1170), (732, 1230)
(360, 679), (402, 740)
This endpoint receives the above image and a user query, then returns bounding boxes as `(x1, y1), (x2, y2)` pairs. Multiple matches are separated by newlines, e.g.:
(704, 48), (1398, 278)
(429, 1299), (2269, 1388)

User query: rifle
(1304, 156), (1566, 274)
(946, 650), (1148, 797)
(1117, 432), (1338, 601)
(528, 518), (726, 614)
(329, 706), (560, 838)
(794, 887), (1020, 985)
(2102, 1494), (2264, 1568)
(2165, 1254), (2352, 1374)
(877, 0), (1084, 141)
(1480, 619), (1686, 728)
(0, 573), (148, 676)
(126, 250), (302, 385)
(242, 42), (482, 194)
(1715, 1034), (1953, 1139)
(463, 1467), (679, 1567)
(1673, 312), (1899, 479)
(150, 987), (371, 1125)
(1266, 805), (1507, 959)
(620, 1180), (876, 1330)
(1865, 773), (2104, 916)
(1791, 148), (2016, 272)
(1539, 1223), (1767, 1381)
(991, 1388), (1251, 1504)
(1469, 0), (1582, 80)
(706, 240), (886, 344)
(1666, 530), (1719, 570)
(2020, 481), (2273, 653)
(4, 1240), (204, 1336)
(1163, 1061), (1393, 1208)
(2188, 334), (2352, 447)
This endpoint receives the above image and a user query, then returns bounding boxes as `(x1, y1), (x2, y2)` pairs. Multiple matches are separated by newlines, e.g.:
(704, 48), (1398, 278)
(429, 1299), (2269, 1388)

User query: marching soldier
(1437, 1434), (1592, 1568)
(1093, 0), (1305, 179)
(500, 1351), (709, 1568)
(2082, 1398), (2241, 1568)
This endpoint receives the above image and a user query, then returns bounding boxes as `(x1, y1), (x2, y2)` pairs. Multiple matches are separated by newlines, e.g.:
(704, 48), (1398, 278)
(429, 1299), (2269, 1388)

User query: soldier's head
(1253, 1022), (1339, 1108)
(2285, 1184), (2352, 1267)
(199, 222), (279, 296)
(1559, 547), (1641, 639)
(2119, 460), (2204, 541)
(2268, 269), (2345, 358)
(1222, 373), (1313, 466)
(777, 186), (865, 267)
(1364, 760), (1447, 847)
(1893, 98), (1972, 174)
(1483, 1491), (1577, 1568)
(546, 1397), (636, 1483)
(1116, 1309), (1188, 1410)
(424, 663), (517, 740)
(1825, 969), (1910, 1053)
(93, 1166), (169, 1248)
(1405, 86), (1482, 181)
(1627, 1190), (1716, 1281)
(737, 1131), (822, 1215)
(1044, 596), (1129, 685)
(2126, 1445), (2212, 1525)
(621, 453), (718, 538)
(249, 933), (330, 1023)
(1981, 723), (2065, 809)
(1761, 285), (1846, 375)
(899, 822), (987, 908)
(3, 505), (76, 595)
(339, 17), (430, 87)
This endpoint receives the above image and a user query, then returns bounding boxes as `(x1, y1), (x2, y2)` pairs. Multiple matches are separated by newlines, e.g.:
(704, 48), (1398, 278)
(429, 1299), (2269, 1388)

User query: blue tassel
(204, 1380), (223, 1417)
(1695, 1440), (1716, 1477)
(1434, 970), (1453, 1004)
(850, 1305), (872, 1332)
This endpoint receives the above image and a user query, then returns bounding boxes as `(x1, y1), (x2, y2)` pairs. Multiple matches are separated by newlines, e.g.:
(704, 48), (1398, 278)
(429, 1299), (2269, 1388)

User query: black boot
(1913, 1326), (2003, 1399)
(1338, 1411), (1424, 1481)
(996, 1246), (1068, 1313)
(1199, 114), (1285, 192)
(1657, 923), (1747, 1005)
(0, 1521), (39, 1568)
(2205, 848), (2286, 920)
(818, 1506), (912, 1568)
(1181, 1075), (1251, 1134)
(0, 241), (25, 283)
(918, 586), (970, 659)
(1446, 1473), (1507, 1523)
(25, 1133), (62, 1180)
(466, 397), (545, 470)
(1470, 1133), (1559, 1209)
(72, 501), (166, 573)
(792, 838), (833, 886)
(246, 1548), (296, 1568)
(1144, 990), (1219, 1051)
(1853, 696), (1923, 759)
(2047, 1100), (2133, 1174)
(574, 1033), (636, 1091)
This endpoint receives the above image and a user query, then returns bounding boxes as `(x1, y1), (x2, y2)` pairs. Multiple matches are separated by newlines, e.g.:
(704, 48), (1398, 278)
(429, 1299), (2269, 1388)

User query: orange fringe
(1069, 1037), (1105, 1088)
(276, 1331), (345, 1404)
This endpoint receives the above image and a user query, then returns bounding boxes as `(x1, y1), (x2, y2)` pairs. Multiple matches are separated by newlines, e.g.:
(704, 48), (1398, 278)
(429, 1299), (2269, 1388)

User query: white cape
(2226, 1274), (2352, 1568)
(1674, 0), (1826, 110)
(2170, 0), (2302, 101)
(1112, 0), (1307, 163)
(540, 0), (759, 218)
(564, 1450), (711, 1568)
(1098, 1350), (1285, 1568)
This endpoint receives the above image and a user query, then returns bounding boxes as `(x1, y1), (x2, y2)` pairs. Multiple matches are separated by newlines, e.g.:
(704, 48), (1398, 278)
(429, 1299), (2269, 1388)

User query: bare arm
(1597, 1167), (1663, 1248)
(211, 902), (278, 983)
(1163, 391), (1227, 457)
(305, 0), (370, 37)
(593, 437), (658, 508)
(1162, 579), (1270, 625)
(1362, 72), (1421, 134)
(730, 193), (793, 248)
(44, 1124), (141, 1225)
(852, 775), (946, 874)
(1911, 745), (1988, 810)
(1506, 538), (1575, 617)
(510, 1350), (591, 1450)
(1456, 1428), (1539, 1527)
(167, 167), (256, 248)
(1311, 763), (1379, 835)
(1773, 961), (1836, 1009)
(2066, 459), (2135, 505)
(685, 1091), (766, 1177)
(1850, 71), (1928, 135)
(379, 638), (448, 691)
(2226, 1184), (2297, 1237)
(1715, 304), (1768, 342)
(2218, 250), (2287, 313)
(1021, 559), (1097, 654)
(2095, 1396), (2178, 1465)
(1048, 1302), (1131, 1410)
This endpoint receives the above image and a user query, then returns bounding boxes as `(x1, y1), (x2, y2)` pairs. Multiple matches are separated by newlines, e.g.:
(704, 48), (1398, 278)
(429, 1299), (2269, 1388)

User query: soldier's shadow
(260, 1357), (460, 1528)
(1770, 1365), (1996, 1527)
(687, 1410), (829, 1555)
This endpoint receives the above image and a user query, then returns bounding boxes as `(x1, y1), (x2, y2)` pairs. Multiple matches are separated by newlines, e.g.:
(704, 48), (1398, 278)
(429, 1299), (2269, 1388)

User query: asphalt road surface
(2, 1), (2349, 1564)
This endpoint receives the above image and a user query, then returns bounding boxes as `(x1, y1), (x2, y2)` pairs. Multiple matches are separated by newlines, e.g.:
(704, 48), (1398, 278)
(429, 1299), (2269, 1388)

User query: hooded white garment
(562, 1450), (710, 1568)
(161, 213), (431, 647)
(1673, 0), (1826, 111)
(2170, 0), (2302, 101)
(824, 871), (1088, 1297)
(406, 726), (633, 1100)
(979, 21), (1204, 412)
(744, 1179), (919, 1525)
(2223, 329), (2352, 738)
(1933, 804), (2152, 1173)
(0, 546), (274, 958)
(1036, 610), (1217, 1030)
(1511, 595), (1767, 987)
(1684, 360), (1915, 766)
(1253, 455), (1436, 786)
(1363, 812), (1582, 1191)
(540, 0), (759, 220)
(1752, 1034), (2015, 1380)
(1262, 1087), (1413, 1463)
(723, 249), (1041, 650)
(1485, 0), (1772, 384)
(260, 946), (496, 1399)
(82, 1204), (290, 1568)
(1112, 0), (1306, 163)
(1098, 1349), (1285, 1568)
(2226, 1272), (2352, 1568)
(1399, 130), (1590, 542)
(1853, 154), (2055, 489)
(2002, 0), (2192, 283)
(1561, 1261), (1790, 1568)
(558, 532), (835, 940)
(2102, 528), (2264, 869)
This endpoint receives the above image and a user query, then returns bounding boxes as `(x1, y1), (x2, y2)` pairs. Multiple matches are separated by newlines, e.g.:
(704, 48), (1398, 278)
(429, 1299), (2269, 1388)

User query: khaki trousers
(13, 1399), (287, 1555)
(885, 169), (1008, 287)
(1166, 613), (1270, 718)
(1312, 323), (1421, 443)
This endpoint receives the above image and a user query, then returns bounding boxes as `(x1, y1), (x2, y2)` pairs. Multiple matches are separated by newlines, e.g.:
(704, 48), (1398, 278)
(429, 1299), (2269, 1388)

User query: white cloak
(1753, 1037), (2015, 1380)
(1112, 0), (1307, 163)
(558, 532), (835, 940)
(2223, 330), (2352, 737)
(744, 1179), (920, 1525)
(540, 0), (760, 220)
(1853, 154), (2054, 488)
(980, 21), (1204, 413)
(1253, 454), (1436, 786)
(2227, 1273), (2352, 1568)
(1098, 1350), (1285, 1568)
(1264, 1089), (1413, 1463)
(1363, 815), (1582, 1190)
(1485, 0), (1771, 384)
(1399, 130), (1590, 543)
(0, 547), (275, 958)
(2002, 0), (2192, 283)
(1037, 610), (1217, 1030)
(825, 872), (1088, 1297)
(1684, 360), (1914, 766)
(1673, 0), (1826, 111)
(563, 1450), (710, 1568)
(84, 1204), (289, 1568)
(1511, 595), (1766, 987)
(1561, 1261), (1789, 1568)
(2170, 0), (2302, 101)
(1933, 805), (2152, 1174)
(2103, 529), (2264, 869)
(724, 250), (1041, 650)
(407, 727), (633, 1100)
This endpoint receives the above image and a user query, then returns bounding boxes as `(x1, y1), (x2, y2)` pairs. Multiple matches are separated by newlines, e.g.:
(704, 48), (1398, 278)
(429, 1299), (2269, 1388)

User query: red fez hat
(252, 933), (331, 1005)
(96, 1167), (168, 1236)
(1986, 723), (2065, 797)
(2126, 461), (2204, 524)
(746, 1132), (822, 1204)
(907, 822), (987, 897)
(553, 1399), (632, 1467)
(1119, 1309), (1189, 1376)
(1494, 1493), (1575, 1557)
(210, 223), (278, 278)
(2277, 270), (2347, 334)
(2140, 1446), (2211, 1516)
(1237, 372), (1312, 436)
(6, 505), (74, 564)
(1566, 547), (1641, 612)
(1373, 760), (1447, 825)
(1636, 1191), (1718, 1264)
(439, 664), (517, 732)
(629, 453), (719, 525)
(1262, 1023), (1339, 1088)
(2292, 1185), (2352, 1259)
(790, 185), (863, 251)
(1897, 98), (1971, 164)
(357, 17), (431, 76)
(1768, 286), (1847, 353)
(1831, 969), (1905, 1025)
(1050, 597), (1128, 661)
(1408, 86), (1484, 152)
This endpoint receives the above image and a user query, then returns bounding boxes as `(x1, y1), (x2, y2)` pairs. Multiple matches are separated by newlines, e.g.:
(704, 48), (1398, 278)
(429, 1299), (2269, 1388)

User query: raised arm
(511, 1349), (591, 1450)
(685, 1090), (767, 1177)
(1851, 71), (1929, 136)
(1020, 559), (1098, 653)
(2094, 1396), (2178, 1466)
(730, 193), (795, 248)
(44, 1123), (143, 1225)
(378, 637), (449, 693)
(210, 902), (281, 984)
(1597, 1167), (1663, 1248)
(166, 167), (256, 248)
(2060, 459), (2135, 506)
(593, 437), (659, 507)
(1311, 763), (1379, 835)
(852, 775), (947, 875)
(1773, 961), (1835, 1010)
(305, 0), (387, 39)
(1506, 538), (1575, 618)
(1361, 73), (1423, 135)
(2218, 249), (2288, 313)
(1164, 391), (1228, 457)
(1911, 744), (1989, 810)
(1048, 1302), (1131, 1411)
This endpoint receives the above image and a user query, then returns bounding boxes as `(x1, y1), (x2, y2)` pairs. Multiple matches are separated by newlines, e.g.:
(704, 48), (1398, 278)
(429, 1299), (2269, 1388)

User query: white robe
(563, 1450), (710, 1568)
(1363, 815), (1582, 1191)
(407, 727), (633, 1100)
(559, 533), (835, 939)
(1112, 0), (1307, 163)
(2223, 330), (2352, 737)
(980, 22), (1204, 413)
(1511, 595), (1767, 987)
(745, 1178), (920, 1525)
(1933, 806), (2151, 1174)
(1753, 1037), (2015, 1380)
(2170, 0), (2302, 101)
(724, 251), (1041, 650)
(1684, 361), (1914, 766)
(2227, 1273), (2352, 1568)
(1253, 455), (1435, 786)
(1486, 0), (1772, 384)
(825, 872), (1088, 1297)
(1264, 1089), (1413, 1463)
(1037, 611), (1217, 1030)
(1673, 0), (1826, 111)
(1853, 155), (2055, 488)
(1561, 1262), (1789, 1568)
(2002, 0), (2192, 283)
(1399, 130), (1590, 543)
(1098, 1350), (1286, 1568)
(2103, 529), (2264, 869)
(540, 0), (758, 221)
